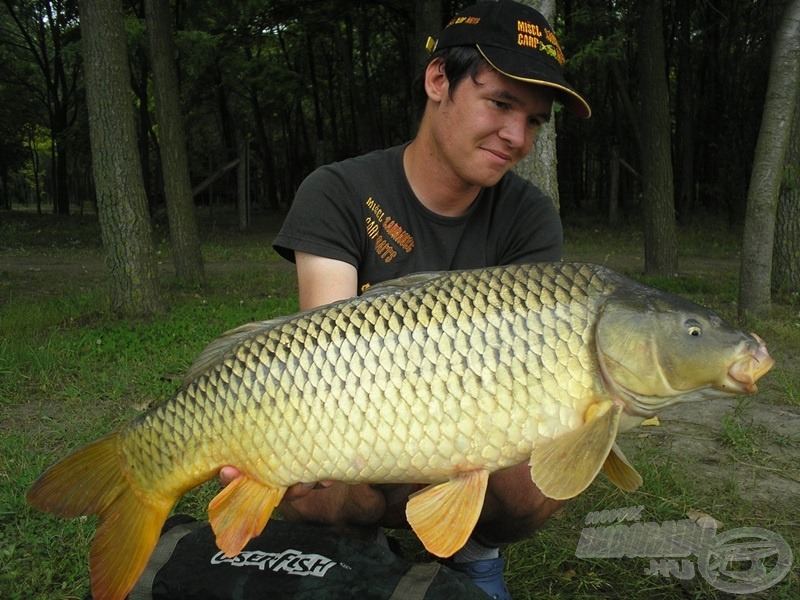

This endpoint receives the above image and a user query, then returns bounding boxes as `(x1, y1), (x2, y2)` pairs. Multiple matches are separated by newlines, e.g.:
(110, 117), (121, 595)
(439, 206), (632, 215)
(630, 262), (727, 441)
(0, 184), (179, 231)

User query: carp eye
(685, 319), (702, 337)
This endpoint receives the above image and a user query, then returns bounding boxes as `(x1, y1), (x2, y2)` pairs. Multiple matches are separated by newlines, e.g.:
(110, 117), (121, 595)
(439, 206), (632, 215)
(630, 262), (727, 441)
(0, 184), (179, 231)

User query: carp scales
(27, 262), (774, 600)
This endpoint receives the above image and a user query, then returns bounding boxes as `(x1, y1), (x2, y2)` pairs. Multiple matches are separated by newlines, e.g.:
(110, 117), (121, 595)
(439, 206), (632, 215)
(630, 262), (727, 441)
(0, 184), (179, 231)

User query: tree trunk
(332, 19), (359, 153)
(0, 163), (8, 210)
(52, 126), (69, 214)
(249, 88), (280, 210)
(414, 0), (442, 72)
(79, 0), (163, 317)
(675, 0), (695, 224)
(305, 34), (327, 167)
(357, 9), (381, 149)
(739, 0), (800, 318)
(238, 137), (251, 231)
(214, 61), (236, 154)
(145, 0), (205, 285)
(773, 45), (800, 297)
(131, 5), (154, 210)
(636, 0), (678, 276)
(608, 145), (621, 226)
(513, 0), (559, 210)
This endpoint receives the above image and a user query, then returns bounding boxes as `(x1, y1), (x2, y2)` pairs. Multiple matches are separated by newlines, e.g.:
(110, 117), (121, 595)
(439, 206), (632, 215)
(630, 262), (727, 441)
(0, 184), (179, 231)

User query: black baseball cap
(428, 0), (591, 118)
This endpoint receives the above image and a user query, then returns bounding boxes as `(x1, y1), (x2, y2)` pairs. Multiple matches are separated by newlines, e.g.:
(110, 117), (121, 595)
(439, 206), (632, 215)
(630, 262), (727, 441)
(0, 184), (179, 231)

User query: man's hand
(279, 482), (387, 536)
(218, 466), (387, 539)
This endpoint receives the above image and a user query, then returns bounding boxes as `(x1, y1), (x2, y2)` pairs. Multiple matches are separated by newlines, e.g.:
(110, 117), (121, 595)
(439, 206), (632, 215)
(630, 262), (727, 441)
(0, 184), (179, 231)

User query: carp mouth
(721, 334), (775, 394)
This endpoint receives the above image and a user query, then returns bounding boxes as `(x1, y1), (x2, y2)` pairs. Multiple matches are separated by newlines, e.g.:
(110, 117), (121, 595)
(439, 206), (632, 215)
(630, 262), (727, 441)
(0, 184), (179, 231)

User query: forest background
(1, 0), (798, 316)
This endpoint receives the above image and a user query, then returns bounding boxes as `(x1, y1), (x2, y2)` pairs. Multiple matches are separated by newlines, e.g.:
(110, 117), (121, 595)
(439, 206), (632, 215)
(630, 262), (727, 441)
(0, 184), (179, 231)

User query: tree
(144, 0), (205, 285)
(78, 0), (163, 316)
(674, 0), (695, 224)
(635, 0), (677, 276)
(127, 6), (156, 209)
(1, 0), (80, 214)
(0, 54), (33, 209)
(413, 0), (441, 73)
(739, 0), (800, 318)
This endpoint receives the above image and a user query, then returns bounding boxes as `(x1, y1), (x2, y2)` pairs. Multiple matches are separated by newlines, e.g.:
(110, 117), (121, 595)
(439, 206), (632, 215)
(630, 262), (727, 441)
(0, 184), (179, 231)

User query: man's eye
(491, 100), (509, 110)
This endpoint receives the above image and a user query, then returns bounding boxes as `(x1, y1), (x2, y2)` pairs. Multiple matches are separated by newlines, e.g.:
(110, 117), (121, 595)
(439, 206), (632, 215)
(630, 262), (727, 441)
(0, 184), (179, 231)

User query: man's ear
(424, 58), (449, 103)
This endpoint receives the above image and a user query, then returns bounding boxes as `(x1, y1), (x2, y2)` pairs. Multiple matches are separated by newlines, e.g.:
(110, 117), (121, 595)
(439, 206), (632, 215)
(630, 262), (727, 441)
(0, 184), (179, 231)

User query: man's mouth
(483, 147), (513, 163)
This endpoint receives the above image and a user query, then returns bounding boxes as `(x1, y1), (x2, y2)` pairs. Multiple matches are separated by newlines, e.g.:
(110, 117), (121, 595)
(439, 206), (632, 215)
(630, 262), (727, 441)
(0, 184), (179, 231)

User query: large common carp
(27, 262), (774, 600)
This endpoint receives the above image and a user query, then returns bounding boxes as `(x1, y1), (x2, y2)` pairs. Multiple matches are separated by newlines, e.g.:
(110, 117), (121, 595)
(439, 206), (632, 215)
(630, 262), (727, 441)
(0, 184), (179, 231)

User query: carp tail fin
(27, 432), (174, 600)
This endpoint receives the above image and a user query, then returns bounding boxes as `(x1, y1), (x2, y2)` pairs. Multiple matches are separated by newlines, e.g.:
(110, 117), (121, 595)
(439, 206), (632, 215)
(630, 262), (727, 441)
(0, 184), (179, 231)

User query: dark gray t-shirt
(273, 144), (562, 294)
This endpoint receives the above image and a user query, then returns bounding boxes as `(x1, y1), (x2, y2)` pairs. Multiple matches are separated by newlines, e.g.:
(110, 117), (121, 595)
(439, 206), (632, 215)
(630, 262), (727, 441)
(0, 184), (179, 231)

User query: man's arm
(295, 251), (358, 310)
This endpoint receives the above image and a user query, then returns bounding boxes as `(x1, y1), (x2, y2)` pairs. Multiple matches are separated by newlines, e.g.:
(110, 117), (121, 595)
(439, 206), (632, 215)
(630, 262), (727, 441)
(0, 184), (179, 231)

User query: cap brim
(477, 45), (591, 119)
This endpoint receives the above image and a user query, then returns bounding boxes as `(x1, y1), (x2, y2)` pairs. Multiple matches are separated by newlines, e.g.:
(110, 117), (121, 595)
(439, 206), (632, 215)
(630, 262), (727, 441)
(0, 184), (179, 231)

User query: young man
(222, 1), (590, 597)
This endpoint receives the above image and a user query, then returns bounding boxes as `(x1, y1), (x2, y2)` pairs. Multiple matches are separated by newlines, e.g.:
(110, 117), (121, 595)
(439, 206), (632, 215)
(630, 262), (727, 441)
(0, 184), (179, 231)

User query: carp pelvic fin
(603, 443), (643, 492)
(529, 402), (622, 500)
(208, 475), (286, 556)
(405, 470), (489, 558)
(27, 432), (173, 600)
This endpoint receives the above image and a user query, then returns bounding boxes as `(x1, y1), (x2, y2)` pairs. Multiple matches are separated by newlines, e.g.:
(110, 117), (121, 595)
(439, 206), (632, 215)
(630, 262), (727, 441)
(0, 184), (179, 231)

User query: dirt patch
(0, 253), (293, 300)
(620, 399), (800, 517)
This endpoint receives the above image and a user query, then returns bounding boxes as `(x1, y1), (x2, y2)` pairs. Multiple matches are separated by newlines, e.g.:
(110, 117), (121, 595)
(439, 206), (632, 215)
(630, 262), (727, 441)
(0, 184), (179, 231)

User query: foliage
(0, 0), (82, 213)
(0, 0), (788, 220)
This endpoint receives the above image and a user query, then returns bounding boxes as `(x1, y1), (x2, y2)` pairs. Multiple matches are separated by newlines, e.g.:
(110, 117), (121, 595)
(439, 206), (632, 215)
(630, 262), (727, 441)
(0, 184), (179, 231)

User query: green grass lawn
(1, 210), (797, 599)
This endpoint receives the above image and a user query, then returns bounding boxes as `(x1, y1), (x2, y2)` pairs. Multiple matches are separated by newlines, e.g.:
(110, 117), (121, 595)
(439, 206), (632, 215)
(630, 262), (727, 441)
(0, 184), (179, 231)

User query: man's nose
(499, 116), (533, 149)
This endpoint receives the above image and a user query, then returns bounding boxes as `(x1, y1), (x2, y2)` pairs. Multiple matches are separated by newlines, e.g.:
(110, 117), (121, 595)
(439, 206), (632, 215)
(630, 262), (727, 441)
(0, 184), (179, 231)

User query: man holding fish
(224, 2), (591, 597)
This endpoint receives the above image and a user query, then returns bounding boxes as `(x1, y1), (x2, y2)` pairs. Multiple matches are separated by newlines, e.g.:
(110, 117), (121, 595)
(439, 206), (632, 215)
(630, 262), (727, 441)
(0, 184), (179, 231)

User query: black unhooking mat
(102, 515), (488, 600)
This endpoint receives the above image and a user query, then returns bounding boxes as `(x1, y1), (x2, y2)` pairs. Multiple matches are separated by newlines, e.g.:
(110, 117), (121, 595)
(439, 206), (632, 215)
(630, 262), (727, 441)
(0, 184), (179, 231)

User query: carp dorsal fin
(208, 475), (287, 557)
(186, 271), (448, 382)
(529, 401), (622, 500)
(406, 469), (489, 558)
(603, 443), (643, 492)
(361, 271), (448, 297)
(183, 318), (294, 384)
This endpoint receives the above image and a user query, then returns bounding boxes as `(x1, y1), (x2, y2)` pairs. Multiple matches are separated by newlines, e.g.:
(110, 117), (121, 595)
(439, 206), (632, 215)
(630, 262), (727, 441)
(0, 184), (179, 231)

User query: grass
(1, 209), (798, 599)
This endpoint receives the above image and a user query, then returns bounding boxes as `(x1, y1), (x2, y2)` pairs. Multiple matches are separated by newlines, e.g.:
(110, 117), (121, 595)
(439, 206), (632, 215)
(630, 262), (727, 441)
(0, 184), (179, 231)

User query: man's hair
(413, 46), (491, 119)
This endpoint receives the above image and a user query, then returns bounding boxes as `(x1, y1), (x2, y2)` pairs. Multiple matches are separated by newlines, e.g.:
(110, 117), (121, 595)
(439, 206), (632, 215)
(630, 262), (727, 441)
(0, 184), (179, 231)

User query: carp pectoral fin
(405, 470), (489, 558)
(529, 403), (622, 500)
(603, 443), (643, 492)
(208, 475), (286, 557)
(27, 432), (174, 600)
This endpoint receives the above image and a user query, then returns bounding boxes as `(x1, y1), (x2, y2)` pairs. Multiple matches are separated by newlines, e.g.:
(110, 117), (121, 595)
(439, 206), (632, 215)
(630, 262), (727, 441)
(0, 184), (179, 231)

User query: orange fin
(27, 432), (174, 600)
(208, 475), (286, 556)
(405, 470), (489, 558)
(529, 402), (622, 500)
(603, 443), (643, 492)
